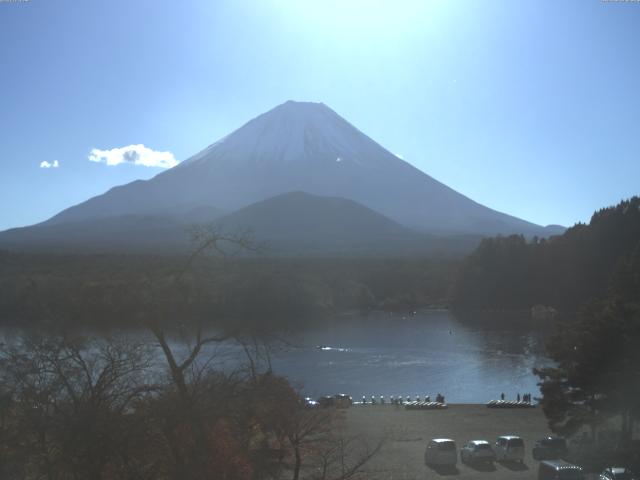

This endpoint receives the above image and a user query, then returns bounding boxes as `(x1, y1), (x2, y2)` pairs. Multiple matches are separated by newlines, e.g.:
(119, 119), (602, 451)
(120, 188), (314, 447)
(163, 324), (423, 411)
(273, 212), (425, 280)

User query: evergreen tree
(535, 244), (640, 442)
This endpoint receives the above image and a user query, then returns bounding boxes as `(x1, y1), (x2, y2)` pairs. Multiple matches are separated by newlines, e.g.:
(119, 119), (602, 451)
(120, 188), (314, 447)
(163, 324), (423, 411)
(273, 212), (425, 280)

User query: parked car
(317, 396), (334, 407)
(533, 436), (569, 460)
(334, 394), (352, 408)
(538, 459), (585, 480)
(304, 397), (319, 408)
(495, 435), (525, 463)
(425, 438), (457, 466)
(599, 467), (637, 480)
(460, 440), (496, 464)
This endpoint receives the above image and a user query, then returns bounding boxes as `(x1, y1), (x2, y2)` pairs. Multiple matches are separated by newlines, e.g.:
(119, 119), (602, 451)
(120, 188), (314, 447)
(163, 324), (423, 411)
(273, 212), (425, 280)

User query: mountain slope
(0, 192), (482, 256)
(0, 214), (188, 254)
(0, 205), (223, 254)
(42, 101), (559, 236)
(215, 191), (429, 255)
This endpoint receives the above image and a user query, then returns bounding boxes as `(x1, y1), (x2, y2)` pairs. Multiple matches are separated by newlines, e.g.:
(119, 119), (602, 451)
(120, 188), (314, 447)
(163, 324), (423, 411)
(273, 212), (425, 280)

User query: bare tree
(0, 334), (157, 479)
(146, 226), (262, 397)
(136, 227), (264, 479)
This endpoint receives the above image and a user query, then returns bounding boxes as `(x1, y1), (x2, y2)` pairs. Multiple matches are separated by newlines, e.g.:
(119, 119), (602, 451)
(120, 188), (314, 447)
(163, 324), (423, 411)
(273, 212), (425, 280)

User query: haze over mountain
(0, 101), (563, 254)
(0, 192), (481, 256)
(44, 101), (560, 234)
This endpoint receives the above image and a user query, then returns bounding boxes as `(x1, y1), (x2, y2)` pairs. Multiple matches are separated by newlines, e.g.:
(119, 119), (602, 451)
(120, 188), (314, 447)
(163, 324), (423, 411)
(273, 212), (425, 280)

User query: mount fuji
(0, 101), (563, 254)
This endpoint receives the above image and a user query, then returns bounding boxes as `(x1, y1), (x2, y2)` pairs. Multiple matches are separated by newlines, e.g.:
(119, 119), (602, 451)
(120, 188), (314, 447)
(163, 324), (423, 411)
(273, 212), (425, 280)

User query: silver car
(599, 467), (637, 480)
(460, 440), (496, 464)
(495, 435), (525, 463)
(425, 438), (457, 466)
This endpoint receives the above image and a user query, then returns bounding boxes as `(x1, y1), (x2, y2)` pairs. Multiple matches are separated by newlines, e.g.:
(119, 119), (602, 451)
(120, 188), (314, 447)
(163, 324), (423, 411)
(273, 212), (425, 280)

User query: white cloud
(395, 153), (404, 160)
(88, 144), (178, 168)
(40, 160), (59, 168)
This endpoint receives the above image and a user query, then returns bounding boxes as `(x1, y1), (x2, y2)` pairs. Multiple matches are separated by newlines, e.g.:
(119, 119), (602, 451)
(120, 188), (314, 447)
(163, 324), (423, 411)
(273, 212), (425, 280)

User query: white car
(495, 435), (525, 463)
(424, 438), (457, 466)
(460, 440), (496, 464)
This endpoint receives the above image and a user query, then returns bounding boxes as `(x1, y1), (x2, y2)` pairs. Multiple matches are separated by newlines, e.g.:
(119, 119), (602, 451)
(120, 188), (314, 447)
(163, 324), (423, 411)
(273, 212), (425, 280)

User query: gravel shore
(342, 404), (557, 480)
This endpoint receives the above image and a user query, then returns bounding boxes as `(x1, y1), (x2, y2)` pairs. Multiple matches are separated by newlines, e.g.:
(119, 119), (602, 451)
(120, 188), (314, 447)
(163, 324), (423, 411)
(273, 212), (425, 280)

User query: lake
(217, 309), (554, 403)
(0, 309), (553, 403)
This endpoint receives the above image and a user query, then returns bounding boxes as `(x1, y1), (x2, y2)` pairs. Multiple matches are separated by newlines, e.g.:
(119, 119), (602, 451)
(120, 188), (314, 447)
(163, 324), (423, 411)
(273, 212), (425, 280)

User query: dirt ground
(341, 404), (577, 480)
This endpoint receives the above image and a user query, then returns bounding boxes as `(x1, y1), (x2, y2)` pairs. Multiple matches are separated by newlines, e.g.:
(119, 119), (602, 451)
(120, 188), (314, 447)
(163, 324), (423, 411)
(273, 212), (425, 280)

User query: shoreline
(349, 402), (537, 406)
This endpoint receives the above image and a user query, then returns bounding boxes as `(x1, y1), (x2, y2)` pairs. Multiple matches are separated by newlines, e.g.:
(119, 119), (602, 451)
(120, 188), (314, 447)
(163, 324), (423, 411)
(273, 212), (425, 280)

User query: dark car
(334, 394), (352, 408)
(599, 467), (637, 480)
(317, 396), (335, 407)
(533, 436), (569, 461)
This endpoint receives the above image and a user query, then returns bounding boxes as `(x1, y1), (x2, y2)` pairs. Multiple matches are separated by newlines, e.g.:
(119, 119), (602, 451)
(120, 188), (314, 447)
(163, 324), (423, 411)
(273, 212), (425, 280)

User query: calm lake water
(1, 309), (553, 404)
(264, 309), (553, 403)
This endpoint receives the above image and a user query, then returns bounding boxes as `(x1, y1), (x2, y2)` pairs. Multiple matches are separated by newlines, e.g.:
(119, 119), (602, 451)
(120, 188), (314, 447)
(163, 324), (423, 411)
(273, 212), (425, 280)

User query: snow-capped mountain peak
(179, 100), (391, 170)
(39, 100), (554, 237)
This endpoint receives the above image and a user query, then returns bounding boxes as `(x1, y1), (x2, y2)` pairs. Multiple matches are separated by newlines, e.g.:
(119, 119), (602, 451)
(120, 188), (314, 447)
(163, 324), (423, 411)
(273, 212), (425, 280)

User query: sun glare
(275, 0), (451, 44)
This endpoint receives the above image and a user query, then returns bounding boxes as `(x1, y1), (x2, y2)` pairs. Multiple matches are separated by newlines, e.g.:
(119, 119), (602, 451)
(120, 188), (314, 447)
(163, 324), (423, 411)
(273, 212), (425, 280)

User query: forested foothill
(452, 196), (640, 312)
(534, 243), (640, 471)
(0, 251), (457, 330)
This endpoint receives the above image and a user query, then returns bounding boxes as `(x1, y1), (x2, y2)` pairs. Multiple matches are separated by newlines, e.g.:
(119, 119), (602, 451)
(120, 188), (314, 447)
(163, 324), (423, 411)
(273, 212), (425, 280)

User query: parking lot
(342, 404), (598, 479)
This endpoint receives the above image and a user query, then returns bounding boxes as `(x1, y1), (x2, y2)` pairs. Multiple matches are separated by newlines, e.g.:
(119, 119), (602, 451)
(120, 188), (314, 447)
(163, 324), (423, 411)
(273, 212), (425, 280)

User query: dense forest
(534, 236), (640, 470)
(452, 197), (640, 311)
(3, 197), (640, 330)
(0, 250), (457, 329)
(448, 197), (640, 468)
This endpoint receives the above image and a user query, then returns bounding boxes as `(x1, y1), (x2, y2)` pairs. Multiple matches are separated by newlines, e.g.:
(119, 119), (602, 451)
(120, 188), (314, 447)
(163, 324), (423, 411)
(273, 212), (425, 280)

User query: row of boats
(486, 399), (536, 408)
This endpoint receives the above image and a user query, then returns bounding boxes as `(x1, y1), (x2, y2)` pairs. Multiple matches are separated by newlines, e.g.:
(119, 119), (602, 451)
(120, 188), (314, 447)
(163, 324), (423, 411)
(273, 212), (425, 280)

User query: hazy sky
(1, 0), (639, 231)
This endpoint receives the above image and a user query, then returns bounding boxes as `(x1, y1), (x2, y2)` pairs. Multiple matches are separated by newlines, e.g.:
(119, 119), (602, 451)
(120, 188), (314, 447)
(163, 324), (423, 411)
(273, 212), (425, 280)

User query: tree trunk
(292, 443), (301, 480)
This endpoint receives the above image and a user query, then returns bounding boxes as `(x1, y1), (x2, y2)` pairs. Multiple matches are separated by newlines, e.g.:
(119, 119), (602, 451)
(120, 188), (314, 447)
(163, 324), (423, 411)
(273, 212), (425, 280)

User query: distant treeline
(452, 196), (640, 311)
(7, 197), (638, 328)
(0, 252), (458, 328)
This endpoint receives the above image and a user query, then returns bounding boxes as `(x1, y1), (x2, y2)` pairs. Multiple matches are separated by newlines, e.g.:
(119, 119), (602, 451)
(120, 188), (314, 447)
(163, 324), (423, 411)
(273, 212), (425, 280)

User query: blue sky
(1, 0), (639, 231)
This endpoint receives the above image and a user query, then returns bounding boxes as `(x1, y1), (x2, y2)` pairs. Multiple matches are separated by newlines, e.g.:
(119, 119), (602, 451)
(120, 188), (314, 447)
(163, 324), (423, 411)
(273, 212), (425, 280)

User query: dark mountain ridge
(0, 192), (482, 256)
